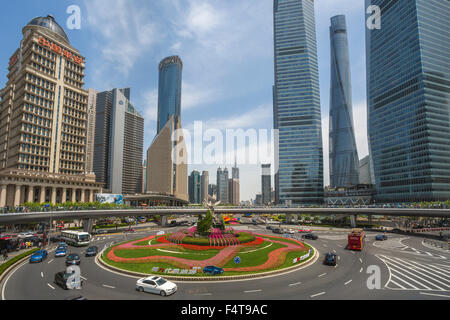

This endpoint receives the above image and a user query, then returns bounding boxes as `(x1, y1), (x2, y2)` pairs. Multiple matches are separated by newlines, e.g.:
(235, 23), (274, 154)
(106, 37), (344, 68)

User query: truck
(348, 229), (365, 251)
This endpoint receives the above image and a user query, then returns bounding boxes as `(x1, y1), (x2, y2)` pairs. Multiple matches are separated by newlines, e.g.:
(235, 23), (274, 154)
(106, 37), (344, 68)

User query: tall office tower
(86, 88), (98, 173)
(228, 178), (240, 205)
(142, 160), (147, 193)
(359, 156), (373, 185)
(157, 56), (182, 134)
(216, 168), (229, 203)
(200, 171), (209, 203)
(188, 170), (201, 204)
(262, 164), (272, 205)
(93, 88), (144, 194)
(366, 0), (450, 202)
(146, 115), (188, 201)
(232, 157), (239, 180)
(273, 0), (324, 205)
(208, 184), (217, 198)
(0, 15), (102, 207)
(329, 15), (360, 188)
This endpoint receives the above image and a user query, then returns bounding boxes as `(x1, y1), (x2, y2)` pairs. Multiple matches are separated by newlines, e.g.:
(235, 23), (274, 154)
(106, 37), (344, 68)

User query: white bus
(61, 231), (91, 247)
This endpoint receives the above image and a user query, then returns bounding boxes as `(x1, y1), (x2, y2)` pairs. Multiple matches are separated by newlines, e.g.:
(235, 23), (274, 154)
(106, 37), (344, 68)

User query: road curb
(96, 244), (319, 282)
(0, 250), (36, 289)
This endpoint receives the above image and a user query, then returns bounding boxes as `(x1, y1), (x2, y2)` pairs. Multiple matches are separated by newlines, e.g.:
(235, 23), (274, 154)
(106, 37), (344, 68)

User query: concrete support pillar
(160, 215), (168, 227)
(14, 185), (21, 207)
(80, 189), (85, 203)
(40, 186), (46, 204)
(89, 190), (94, 203)
(28, 187), (34, 203)
(62, 188), (67, 203)
(0, 185), (6, 208)
(51, 187), (57, 205)
(350, 215), (357, 228)
(71, 189), (77, 203)
(82, 218), (94, 233)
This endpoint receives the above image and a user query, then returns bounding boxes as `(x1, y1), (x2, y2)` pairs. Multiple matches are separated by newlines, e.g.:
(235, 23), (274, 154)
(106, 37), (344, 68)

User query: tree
(197, 210), (213, 235)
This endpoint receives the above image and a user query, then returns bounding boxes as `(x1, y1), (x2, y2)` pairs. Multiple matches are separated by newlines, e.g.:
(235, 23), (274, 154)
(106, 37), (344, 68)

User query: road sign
(234, 256), (241, 265)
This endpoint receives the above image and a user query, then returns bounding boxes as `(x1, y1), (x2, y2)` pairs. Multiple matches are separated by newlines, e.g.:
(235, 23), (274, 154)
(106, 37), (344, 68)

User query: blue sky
(0, 0), (368, 201)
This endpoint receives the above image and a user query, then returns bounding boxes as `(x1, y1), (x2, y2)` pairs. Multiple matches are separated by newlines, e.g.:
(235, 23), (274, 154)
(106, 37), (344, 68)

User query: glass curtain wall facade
(188, 170), (201, 204)
(273, 0), (324, 205)
(157, 56), (182, 134)
(366, 0), (450, 202)
(329, 15), (360, 188)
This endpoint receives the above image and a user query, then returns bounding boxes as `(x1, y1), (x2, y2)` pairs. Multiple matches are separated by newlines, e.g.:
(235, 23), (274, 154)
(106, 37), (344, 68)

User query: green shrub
(0, 248), (39, 276)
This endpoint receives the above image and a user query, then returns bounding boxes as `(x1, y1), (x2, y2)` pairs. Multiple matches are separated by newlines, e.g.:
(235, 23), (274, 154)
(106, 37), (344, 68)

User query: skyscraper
(262, 164), (272, 205)
(232, 157), (239, 180)
(273, 0), (324, 205)
(157, 56), (182, 134)
(216, 167), (229, 203)
(366, 0), (450, 202)
(0, 15), (102, 207)
(200, 171), (209, 203)
(93, 88), (144, 194)
(228, 178), (240, 205)
(188, 170), (201, 204)
(329, 15), (360, 188)
(86, 88), (98, 173)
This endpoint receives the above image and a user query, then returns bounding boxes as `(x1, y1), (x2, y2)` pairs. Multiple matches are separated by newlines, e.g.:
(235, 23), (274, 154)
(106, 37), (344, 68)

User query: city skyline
(0, 1), (376, 201)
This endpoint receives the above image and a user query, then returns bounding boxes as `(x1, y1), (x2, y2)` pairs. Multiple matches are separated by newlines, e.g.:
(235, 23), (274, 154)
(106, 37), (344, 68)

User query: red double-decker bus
(348, 229), (365, 251)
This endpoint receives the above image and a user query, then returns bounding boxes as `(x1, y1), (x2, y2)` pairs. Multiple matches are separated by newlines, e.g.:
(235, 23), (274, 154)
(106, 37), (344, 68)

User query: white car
(136, 276), (177, 296)
(287, 229), (295, 234)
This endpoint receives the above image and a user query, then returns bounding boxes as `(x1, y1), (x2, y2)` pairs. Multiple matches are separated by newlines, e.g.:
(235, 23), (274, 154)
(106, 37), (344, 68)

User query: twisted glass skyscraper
(273, 0), (324, 205)
(366, 0), (450, 202)
(157, 56), (182, 134)
(329, 15), (360, 188)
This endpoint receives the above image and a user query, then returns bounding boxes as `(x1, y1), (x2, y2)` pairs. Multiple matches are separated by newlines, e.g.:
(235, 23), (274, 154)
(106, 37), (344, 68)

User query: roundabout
(100, 228), (316, 280)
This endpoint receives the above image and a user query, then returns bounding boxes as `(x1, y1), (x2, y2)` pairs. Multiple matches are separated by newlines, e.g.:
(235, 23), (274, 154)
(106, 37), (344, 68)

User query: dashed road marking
(318, 273), (327, 278)
(360, 268), (363, 273)
(289, 282), (302, 287)
(333, 250), (337, 253)
(345, 280), (353, 286)
(310, 292), (326, 298)
(195, 293), (212, 296)
(40, 272), (43, 278)
(47, 283), (55, 290)
(244, 289), (262, 293)
(102, 284), (115, 289)
(359, 258), (363, 263)
(47, 259), (54, 264)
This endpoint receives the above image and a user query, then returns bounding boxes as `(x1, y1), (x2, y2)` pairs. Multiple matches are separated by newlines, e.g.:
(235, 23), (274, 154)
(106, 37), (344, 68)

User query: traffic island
(98, 231), (318, 281)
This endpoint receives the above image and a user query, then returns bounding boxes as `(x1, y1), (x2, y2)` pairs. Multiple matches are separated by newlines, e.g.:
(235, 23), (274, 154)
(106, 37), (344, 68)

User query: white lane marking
(1, 259), (28, 300)
(345, 280), (353, 286)
(420, 292), (450, 299)
(81, 276), (87, 281)
(244, 289), (262, 293)
(195, 293), (212, 296)
(337, 244), (343, 248)
(338, 256), (341, 260)
(47, 259), (54, 264)
(359, 258), (363, 263)
(333, 250), (337, 253)
(334, 264), (338, 268)
(360, 268), (363, 273)
(318, 273), (327, 278)
(102, 284), (115, 289)
(289, 282), (302, 287)
(40, 272), (43, 278)
(47, 283), (55, 290)
(310, 292), (326, 298)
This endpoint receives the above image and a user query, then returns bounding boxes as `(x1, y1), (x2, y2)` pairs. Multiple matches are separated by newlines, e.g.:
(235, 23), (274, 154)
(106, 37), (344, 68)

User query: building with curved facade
(329, 15), (360, 188)
(157, 56), (182, 134)
(0, 15), (102, 207)
(366, 0), (450, 202)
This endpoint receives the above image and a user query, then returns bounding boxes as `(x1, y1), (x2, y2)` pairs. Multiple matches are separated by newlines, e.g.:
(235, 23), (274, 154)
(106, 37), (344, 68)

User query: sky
(0, 0), (369, 201)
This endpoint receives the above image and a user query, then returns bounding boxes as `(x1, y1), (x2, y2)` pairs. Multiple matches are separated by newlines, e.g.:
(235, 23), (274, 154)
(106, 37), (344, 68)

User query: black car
(55, 272), (84, 290)
(272, 228), (283, 234)
(323, 253), (337, 266)
(66, 254), (81, 266)
(85, 246), (98, 257)
(302, 233), (319, 240)
(266, 225), (274, 230)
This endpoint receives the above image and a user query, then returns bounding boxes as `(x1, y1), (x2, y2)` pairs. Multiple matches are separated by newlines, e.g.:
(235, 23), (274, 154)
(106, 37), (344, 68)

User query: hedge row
(0, 248), (39, 277)
(179, 232), (256, 246)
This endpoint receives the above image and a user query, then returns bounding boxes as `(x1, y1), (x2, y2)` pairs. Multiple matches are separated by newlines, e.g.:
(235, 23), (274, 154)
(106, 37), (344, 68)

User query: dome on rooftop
(27, 15), (69, 43)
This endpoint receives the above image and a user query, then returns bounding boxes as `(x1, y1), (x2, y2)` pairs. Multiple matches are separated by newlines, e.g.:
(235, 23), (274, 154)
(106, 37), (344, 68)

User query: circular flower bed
(102, 232), (313, 277)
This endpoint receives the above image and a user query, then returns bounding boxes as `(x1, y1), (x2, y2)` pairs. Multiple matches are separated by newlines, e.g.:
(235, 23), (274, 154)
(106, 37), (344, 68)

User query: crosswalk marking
(377, 254), (450, 292)
(374, 238), (447, 260)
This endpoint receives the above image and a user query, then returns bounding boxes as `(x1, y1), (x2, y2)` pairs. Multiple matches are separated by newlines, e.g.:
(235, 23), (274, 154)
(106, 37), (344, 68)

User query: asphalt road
(1, 226), (449, 300)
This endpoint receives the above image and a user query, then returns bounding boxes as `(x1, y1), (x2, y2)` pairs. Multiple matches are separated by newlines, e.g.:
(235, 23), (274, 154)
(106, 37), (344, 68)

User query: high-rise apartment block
(0, 15), (102, 207)
(262, 164), (272, 205)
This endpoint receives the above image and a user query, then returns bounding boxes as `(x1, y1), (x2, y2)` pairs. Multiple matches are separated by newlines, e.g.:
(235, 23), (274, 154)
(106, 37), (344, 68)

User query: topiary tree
(197, 210), (213, 236)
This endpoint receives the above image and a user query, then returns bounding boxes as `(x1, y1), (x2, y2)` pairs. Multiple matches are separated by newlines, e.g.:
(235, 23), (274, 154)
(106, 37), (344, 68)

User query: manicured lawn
(259, 235), (304, 246)
(113, 247), (221, 260)
(223, 242), (286, 268)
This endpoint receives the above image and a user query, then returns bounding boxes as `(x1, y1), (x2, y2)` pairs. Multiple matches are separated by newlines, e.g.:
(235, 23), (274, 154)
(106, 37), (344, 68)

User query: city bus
(60, 231), (91, 247)
(347, 229), (365, 251)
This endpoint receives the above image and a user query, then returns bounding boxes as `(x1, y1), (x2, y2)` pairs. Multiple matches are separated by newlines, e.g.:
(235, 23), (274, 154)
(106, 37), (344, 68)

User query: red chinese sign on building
(38, 37), (85, 65)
